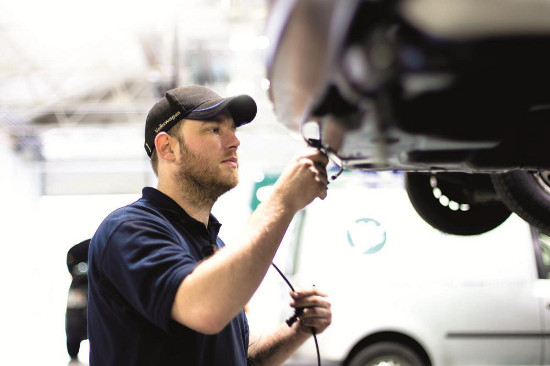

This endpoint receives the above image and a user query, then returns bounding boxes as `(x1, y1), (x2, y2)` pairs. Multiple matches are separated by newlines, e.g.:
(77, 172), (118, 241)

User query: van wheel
(492, 170), (550, 235)
(348, 341), (424, 366)
(405, 172), (512, 235)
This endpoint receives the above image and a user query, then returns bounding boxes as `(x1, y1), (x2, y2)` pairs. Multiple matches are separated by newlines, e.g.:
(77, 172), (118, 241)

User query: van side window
(538, 232), (550, 279)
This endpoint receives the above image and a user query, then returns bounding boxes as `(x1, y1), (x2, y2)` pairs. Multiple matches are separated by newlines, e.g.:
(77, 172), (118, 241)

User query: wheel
(348, 341), (425, 366)
(405, 172), (512, 235)
(492, 170), (550, 234)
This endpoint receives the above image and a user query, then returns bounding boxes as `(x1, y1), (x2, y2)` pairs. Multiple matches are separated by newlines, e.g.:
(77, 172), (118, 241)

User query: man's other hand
(290, 287), (332, 335)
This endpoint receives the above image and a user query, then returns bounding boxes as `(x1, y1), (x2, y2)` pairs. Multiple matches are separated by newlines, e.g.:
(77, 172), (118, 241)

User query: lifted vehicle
(266, 0), (550, 235)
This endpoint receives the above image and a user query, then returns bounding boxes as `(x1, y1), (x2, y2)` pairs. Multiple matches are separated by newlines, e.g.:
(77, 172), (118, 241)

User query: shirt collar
(141, 187), (222, 236)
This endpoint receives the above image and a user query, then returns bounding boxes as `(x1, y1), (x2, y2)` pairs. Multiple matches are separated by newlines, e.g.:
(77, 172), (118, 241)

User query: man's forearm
(171, 194), (297, 333)
(247, 323), (311, 366)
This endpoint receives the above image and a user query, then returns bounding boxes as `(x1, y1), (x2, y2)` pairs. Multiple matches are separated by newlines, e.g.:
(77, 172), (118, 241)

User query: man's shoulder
(94, 199), (168, 242)
(106, 196), (165, 222)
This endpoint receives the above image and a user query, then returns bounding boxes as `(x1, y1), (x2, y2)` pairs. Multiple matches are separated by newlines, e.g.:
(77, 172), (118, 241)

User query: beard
(173, 138), (239, 209)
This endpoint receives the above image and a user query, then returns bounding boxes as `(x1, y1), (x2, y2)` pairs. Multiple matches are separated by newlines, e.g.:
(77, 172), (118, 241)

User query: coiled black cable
(271, 262), (321, 366)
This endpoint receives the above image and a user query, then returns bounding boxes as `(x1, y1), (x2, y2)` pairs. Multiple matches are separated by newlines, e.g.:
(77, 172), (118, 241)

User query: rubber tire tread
(405, 172), (511, 235)
(492, 170), (550, 234)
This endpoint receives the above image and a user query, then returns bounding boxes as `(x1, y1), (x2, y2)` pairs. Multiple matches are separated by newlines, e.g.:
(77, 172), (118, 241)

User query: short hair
(150, 120), (184, 177)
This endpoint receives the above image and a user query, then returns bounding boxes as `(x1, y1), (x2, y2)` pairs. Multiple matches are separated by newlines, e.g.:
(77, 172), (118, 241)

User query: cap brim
(187, 95), (257, 126)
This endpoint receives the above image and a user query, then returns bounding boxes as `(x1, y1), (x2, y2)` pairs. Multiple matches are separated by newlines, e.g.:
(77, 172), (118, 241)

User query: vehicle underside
(266, 0), (550, 235)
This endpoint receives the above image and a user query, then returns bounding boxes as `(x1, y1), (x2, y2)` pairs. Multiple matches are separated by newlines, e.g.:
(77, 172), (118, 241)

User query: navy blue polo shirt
(88, 187), (249, 366)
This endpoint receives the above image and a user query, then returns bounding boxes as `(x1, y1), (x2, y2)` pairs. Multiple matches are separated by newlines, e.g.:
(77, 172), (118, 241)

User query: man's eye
(206, 127), (220, 133)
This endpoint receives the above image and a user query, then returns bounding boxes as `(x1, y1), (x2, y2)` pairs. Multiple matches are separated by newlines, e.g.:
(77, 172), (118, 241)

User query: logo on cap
(155, 111), (181, 133)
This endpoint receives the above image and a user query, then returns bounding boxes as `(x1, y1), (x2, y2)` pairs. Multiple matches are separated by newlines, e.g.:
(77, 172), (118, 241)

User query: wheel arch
(343, 331), (432, 366)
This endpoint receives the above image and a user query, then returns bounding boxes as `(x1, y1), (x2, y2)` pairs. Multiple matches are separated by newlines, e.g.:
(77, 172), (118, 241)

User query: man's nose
(227, 129), (240, 149)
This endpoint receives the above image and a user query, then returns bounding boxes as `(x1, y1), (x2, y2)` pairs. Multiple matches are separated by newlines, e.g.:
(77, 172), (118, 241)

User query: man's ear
(154, 132), (177, 162)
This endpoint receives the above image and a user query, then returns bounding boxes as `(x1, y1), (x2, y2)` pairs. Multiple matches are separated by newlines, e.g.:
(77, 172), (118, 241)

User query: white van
(249, 172), (550, 366)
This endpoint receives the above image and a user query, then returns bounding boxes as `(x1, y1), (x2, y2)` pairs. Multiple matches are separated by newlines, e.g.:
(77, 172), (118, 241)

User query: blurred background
(0, 0), (307, 364)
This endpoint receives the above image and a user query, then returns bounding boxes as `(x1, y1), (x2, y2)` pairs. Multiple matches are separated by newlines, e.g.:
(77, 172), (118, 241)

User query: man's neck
(157, 181), (215, 228)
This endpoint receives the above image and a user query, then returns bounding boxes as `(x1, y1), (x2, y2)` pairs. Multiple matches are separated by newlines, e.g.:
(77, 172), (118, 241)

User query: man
(88, 85), (332, 365)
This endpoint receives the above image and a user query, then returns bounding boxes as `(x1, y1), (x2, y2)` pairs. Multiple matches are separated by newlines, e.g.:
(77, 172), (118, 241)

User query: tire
(405, 172), (512, 235)
(348, 341), (425, 366)
(492, 170), (550, 234)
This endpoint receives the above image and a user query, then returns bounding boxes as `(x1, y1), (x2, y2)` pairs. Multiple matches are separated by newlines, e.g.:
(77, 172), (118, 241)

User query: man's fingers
(299, 306), (331, 319)
(311, 161), (328, 178)
(303, 159), (329, 200)
(289, 287), (332, 334)
(273, 149), (330, 211)
(296, 306), (332, 334)
(291, 288), (329, 299)
(291, 297), (331, 311)
(309, 165), (329, 188)
(303, 148), (330, 166)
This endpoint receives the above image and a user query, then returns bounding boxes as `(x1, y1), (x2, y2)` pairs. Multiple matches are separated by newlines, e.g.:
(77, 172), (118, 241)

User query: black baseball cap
(144, 85), (257, 157)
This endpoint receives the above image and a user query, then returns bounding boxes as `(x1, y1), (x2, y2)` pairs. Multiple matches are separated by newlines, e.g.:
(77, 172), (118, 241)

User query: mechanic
(88, 85), (332, 365)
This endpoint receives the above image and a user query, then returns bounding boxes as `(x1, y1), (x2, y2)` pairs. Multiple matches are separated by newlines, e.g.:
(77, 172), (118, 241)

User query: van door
(289, 180), (545, 365)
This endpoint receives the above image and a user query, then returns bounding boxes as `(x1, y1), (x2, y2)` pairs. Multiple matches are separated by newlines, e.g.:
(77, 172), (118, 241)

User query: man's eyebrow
(202, 118), (222, 124)
(210, 114), (231, 122)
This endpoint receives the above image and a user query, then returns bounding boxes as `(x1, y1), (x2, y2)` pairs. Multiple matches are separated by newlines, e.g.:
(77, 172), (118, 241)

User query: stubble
(173, 136), (238, 210)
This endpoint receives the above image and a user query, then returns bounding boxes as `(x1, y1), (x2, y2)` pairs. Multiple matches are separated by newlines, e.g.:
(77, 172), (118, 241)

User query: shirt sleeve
(98, 216), (197, 332)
